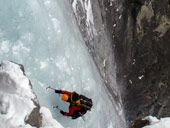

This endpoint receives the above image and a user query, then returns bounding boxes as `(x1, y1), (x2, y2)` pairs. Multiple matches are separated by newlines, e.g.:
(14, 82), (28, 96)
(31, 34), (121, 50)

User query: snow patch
(0, 61), (35, 127)
(40, 61), (48, 69)
(0, 40), (10, 53)
(143, 116), (170, 128)
(0, 61), (64, 128)
(138, 75), (144, 80)
(12, 41), (30, 56)
(40, 107), (64, 128)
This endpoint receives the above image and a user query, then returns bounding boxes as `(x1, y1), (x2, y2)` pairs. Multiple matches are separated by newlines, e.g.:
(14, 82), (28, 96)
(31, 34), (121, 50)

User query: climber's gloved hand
(55, 90), (62, 93)
(60, 110), (65, 115)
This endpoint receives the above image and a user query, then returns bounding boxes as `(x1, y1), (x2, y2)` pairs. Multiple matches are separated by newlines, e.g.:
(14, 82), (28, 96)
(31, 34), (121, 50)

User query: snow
(12, 42), (30, 57)
(84, 0), (94, 25)
(71, 0), (96, 37)
(40, 107), (64, 128)
(138, 75), (144, 80)
(113, 24), (117, 27)
(0, 61), (35, 128)
(129, 79), (133, 84)
(0, 41), (10, 53)
(142, 116), (170, 128)
(0, 61), (64, 128)
(119, 15), (122, 19)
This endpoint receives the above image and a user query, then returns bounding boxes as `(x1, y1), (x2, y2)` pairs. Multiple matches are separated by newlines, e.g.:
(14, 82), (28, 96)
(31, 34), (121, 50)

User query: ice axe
(46, 86), (62, 97)
(46, 86), (56, 91)
(53, 106), (62, 111)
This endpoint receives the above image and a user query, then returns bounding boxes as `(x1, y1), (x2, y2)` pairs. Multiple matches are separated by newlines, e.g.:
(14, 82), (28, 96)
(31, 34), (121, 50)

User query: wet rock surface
(70, 0), (170, 127)
(70, 0), (124, 113)
(102, 0), (170, 125)
(129, 118), (149, 128)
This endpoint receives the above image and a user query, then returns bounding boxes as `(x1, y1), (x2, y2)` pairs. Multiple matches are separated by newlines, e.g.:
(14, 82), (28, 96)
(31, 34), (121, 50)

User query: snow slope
(0, 61), (63, 128)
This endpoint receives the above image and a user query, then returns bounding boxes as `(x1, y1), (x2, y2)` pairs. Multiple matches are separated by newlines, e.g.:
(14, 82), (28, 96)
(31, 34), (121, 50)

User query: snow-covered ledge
(0, 61), (63, 128)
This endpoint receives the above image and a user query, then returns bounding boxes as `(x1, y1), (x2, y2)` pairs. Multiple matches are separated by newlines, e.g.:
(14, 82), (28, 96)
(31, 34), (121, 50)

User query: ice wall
(0, 0), (125, 127)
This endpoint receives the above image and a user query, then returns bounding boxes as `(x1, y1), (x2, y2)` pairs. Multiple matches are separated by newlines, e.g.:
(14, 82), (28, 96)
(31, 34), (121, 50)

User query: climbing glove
(55, 90), (62, 93)
(60, 110), (65, 115)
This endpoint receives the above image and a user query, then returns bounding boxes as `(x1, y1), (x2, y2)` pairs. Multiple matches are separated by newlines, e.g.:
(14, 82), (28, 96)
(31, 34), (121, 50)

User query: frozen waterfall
(0, 0), (126, 128)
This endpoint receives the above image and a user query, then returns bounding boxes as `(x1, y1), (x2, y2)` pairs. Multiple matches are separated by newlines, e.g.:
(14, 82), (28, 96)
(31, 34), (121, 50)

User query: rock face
(25, 95), (42, 127)
(98, 0), (170, 125)
(70, 0), (124, 116)
(70, 0), (170, 126)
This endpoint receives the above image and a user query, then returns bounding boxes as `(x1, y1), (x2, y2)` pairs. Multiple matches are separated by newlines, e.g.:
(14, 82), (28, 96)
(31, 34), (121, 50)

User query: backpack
(70, 91), (93, 111)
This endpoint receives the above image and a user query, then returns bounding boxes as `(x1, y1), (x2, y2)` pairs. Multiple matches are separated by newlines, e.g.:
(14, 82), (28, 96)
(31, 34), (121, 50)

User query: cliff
(109, 0), (170, 123)
(70, 0), (170, 126)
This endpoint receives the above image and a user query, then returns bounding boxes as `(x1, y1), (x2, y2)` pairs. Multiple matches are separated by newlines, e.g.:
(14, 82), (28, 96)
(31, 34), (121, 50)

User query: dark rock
(71, 0), (170, 127)
(25, 100), (42, 128)
(130, 118), (149, 128)
(70, 0), (170, 127)
(101, 0), (170, 125)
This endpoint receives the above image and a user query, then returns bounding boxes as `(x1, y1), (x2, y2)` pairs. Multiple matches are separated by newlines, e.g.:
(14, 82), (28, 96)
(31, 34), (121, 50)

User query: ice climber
(54, 89), (93, 119)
